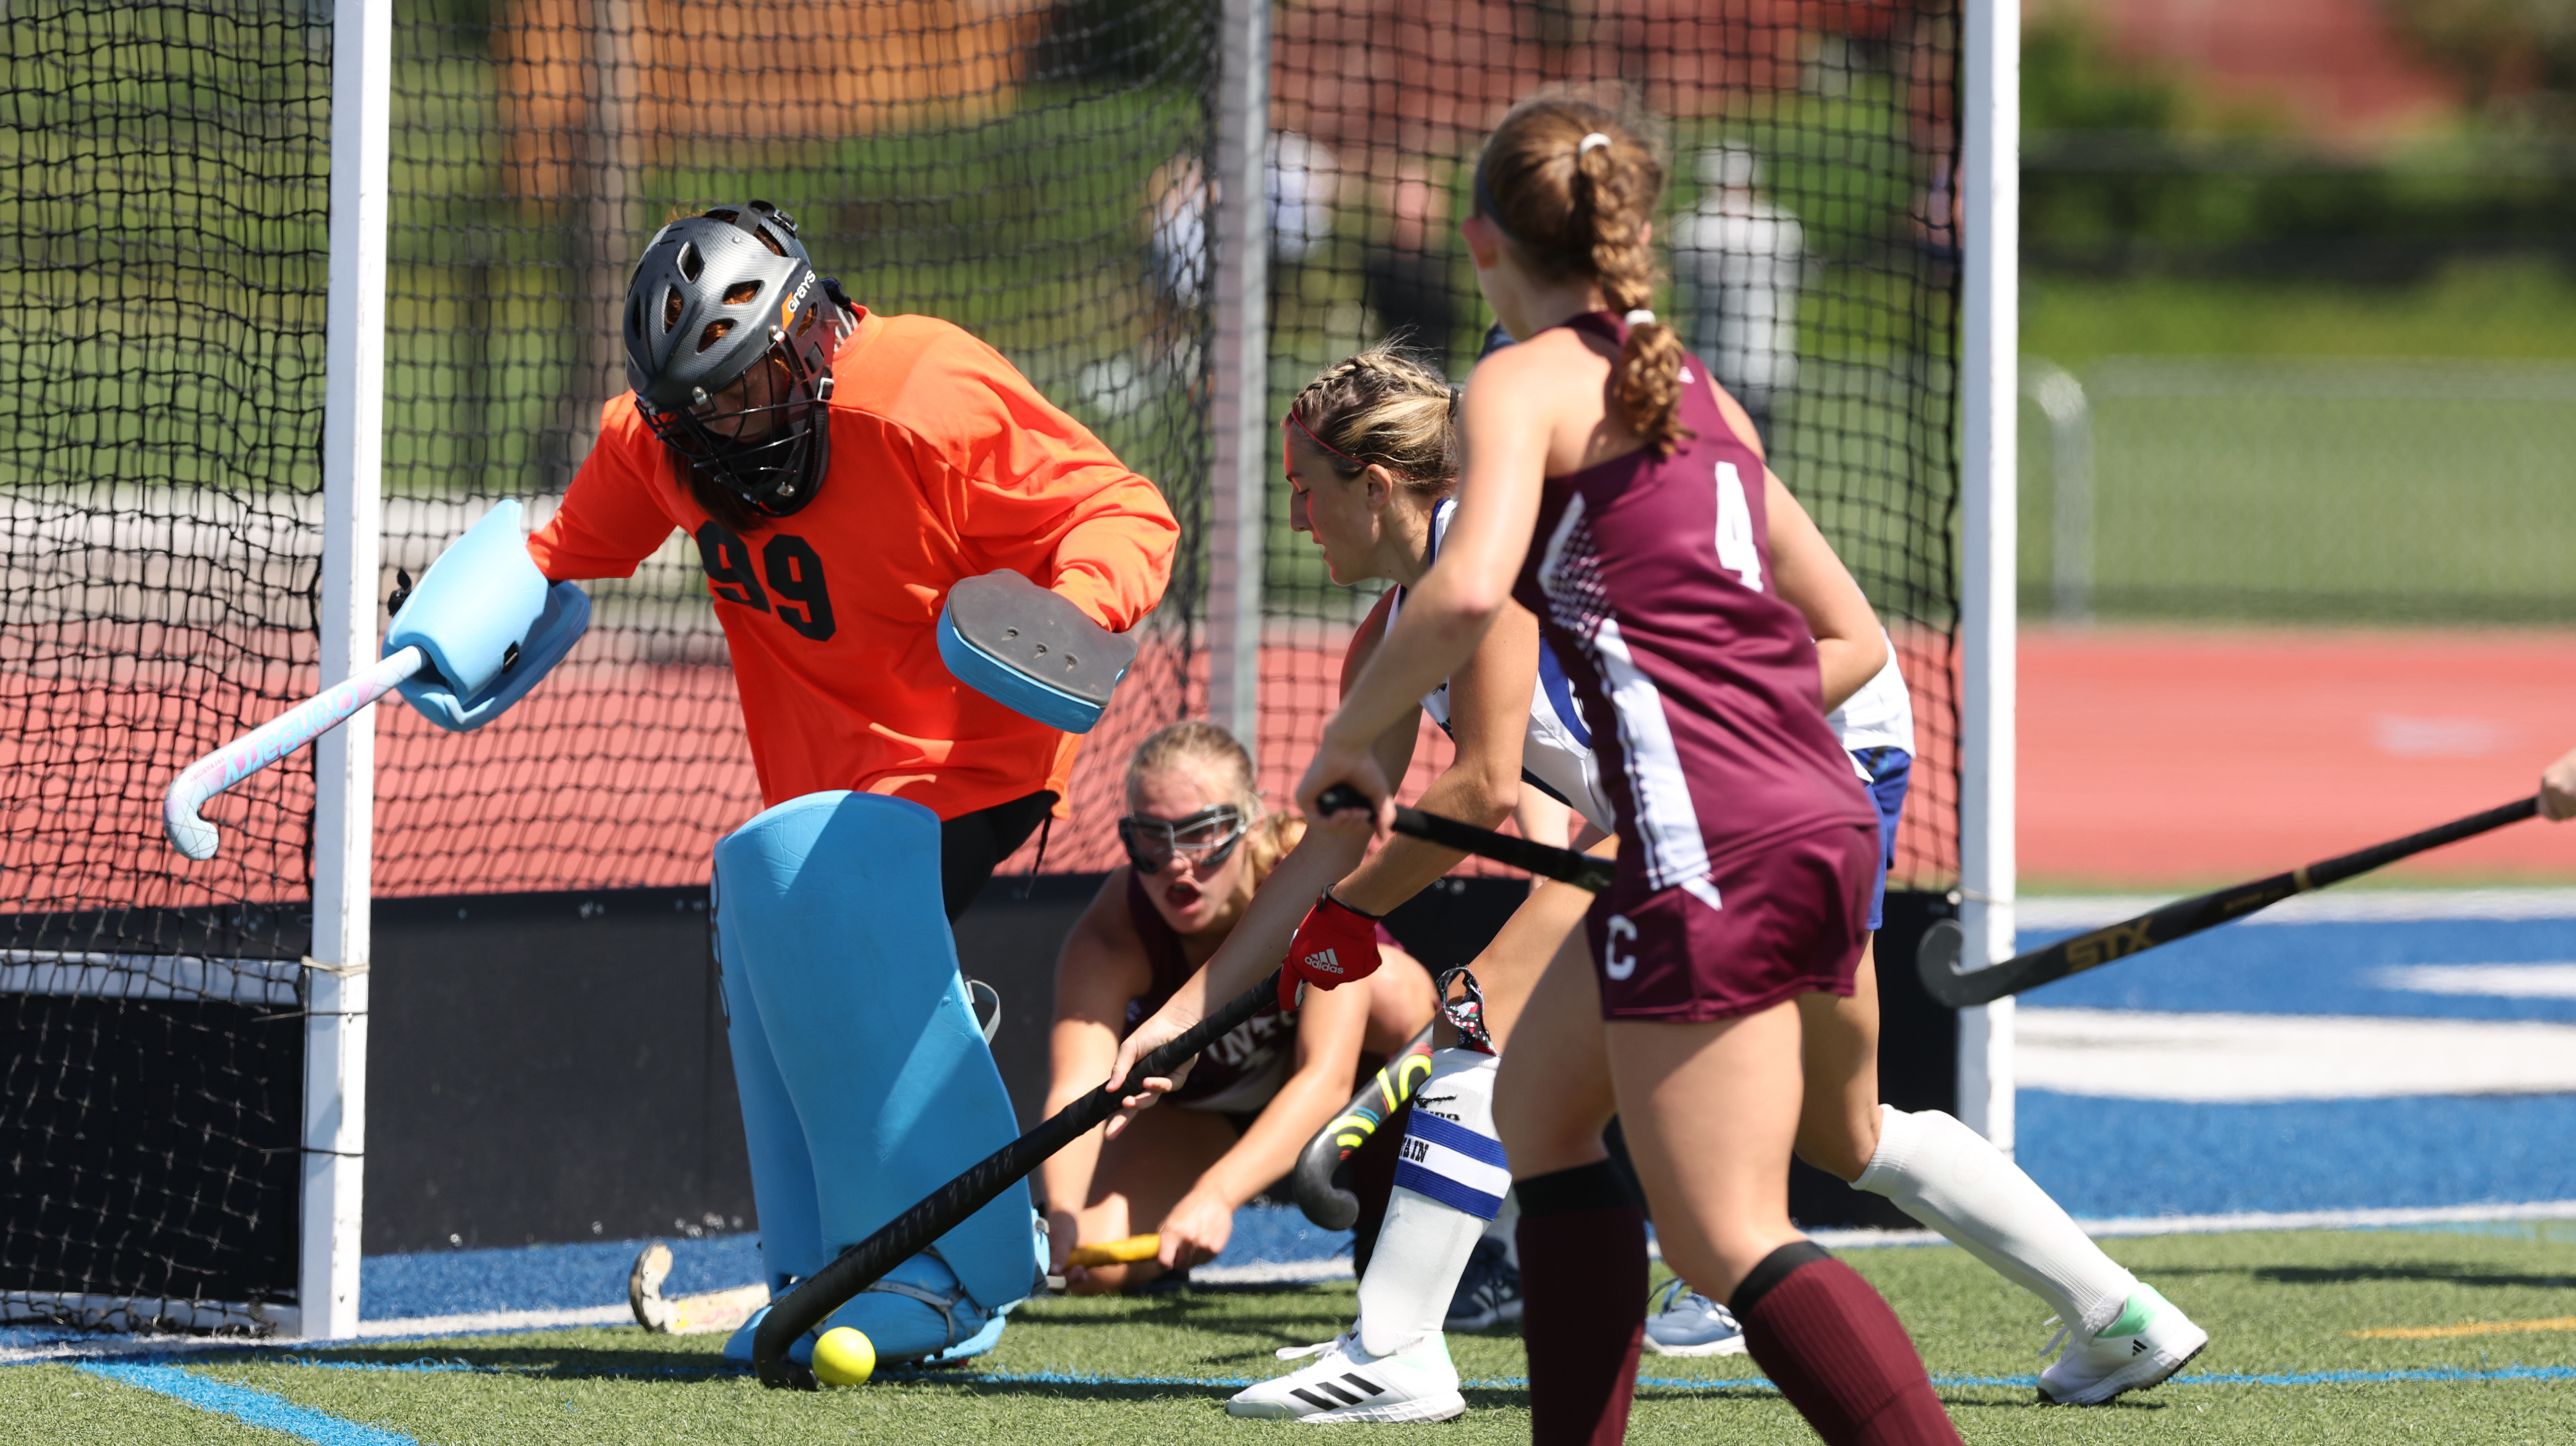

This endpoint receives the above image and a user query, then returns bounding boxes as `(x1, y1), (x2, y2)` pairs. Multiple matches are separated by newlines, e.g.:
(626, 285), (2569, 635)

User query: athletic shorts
(1850, 747), (1913, 933)
(1586, 822), (1877, 1023)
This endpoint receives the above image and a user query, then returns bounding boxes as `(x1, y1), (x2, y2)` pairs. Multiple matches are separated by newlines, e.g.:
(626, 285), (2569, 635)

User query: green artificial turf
(15, 1227), (2576, 1444)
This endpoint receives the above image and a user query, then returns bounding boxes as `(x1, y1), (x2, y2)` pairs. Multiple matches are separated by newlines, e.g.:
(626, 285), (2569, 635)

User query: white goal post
(1958, 0), (2020, 1152)
(303, 0), (393, 1342)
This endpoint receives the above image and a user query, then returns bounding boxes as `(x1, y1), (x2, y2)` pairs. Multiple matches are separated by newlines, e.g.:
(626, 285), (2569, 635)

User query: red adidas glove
(1280, 892), (1384, 1012)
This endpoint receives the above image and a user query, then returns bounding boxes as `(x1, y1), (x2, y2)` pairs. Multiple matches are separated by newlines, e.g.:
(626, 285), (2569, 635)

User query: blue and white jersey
(1389, 498), (1617, 833)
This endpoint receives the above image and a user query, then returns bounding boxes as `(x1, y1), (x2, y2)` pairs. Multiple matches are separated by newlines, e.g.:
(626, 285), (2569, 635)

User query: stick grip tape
(1064, 1235), (1160, 1267)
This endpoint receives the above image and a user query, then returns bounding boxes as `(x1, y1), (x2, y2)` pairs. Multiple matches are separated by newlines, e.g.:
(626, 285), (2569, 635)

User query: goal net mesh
(1260, 4), (1963, 886)
(0, 0), (1961, 1325)
(1, 3), (325, 1328)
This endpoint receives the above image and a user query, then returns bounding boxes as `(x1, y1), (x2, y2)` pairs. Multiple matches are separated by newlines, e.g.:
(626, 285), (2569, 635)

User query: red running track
(17, 626), (2566, 912)
(2020, 628), (2576, 889)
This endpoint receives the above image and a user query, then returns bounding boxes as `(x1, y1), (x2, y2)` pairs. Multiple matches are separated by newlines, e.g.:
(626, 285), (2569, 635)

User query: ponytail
(1478, 97), (1689, 455)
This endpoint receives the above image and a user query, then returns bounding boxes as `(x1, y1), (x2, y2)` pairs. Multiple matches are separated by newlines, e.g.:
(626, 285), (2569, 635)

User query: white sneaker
(1227, 1328), (1467, 1423)
(2036, 1285), (2208, 1406)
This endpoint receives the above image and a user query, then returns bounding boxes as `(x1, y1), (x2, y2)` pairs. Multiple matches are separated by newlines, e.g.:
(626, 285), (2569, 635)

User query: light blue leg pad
(714, 900), (825, 1294)
(714, 791), (1042, 1364)
(385, 498), (591, 732)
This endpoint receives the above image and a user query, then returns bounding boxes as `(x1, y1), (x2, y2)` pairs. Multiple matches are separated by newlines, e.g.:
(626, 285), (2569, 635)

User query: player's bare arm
(1036, 870), (1156, 1277)
(1763, 469), (1888, 713)
(1326, 586), (1540, 916)
(1153, 974), (1373, 1271)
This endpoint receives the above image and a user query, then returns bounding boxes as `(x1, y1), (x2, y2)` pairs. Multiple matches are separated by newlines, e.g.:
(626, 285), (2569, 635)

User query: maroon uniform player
(1285, 100), (1962, 1445)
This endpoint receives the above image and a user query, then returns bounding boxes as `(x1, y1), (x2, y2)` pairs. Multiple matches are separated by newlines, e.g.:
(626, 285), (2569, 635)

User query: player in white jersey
(1221, 345), (1600, 1422)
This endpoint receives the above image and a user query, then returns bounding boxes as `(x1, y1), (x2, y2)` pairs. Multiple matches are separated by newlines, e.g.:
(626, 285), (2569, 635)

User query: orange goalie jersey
(528, 307), (1179, 820)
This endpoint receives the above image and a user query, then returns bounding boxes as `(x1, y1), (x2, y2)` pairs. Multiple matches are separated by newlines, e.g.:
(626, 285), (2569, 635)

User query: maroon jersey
(1509, 313), (1875, 898)
(1121, 870), (1294, 1110)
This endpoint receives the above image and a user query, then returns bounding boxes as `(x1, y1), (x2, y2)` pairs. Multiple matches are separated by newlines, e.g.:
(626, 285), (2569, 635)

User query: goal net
(1258, 5), (1964, 887)
(0, 3), (326, 1330)
(1, 0), (1964, 1328)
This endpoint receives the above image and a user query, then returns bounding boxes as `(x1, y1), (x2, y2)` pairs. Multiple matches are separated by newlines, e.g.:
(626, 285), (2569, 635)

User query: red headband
(1283, 409), (1363, 468)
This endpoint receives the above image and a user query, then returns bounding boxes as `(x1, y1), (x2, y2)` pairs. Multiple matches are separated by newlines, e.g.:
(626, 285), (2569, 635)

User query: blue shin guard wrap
(714, 791), (1040, 1363)
(1392, 1051), (1510, 1222)
(384, 499), (590, 732)
(936, 569), (1136, 734)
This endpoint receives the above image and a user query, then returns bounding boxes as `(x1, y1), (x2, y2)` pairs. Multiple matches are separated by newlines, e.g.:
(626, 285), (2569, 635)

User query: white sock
(1854, 1105), (2138, 1335)
(1357, 1049), (1505, 1357)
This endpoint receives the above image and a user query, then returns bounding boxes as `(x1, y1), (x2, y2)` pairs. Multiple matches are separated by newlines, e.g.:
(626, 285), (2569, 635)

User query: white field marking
(2372, 963), (2576, 1000)
(1192, 1258), (1355, 1285)
(2018, 1007), (2576, 1100)
(2371, 715), (2512, 759)
(2017, 889), (2576, 931)
(1783, 1198), (2576, 1252)
(348, 1305), (631, 1338)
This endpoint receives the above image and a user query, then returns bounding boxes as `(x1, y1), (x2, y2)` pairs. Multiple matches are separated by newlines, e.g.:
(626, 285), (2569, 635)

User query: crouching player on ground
(1040, 722), (1435, 1293)
(382, 200), (1176, 1370)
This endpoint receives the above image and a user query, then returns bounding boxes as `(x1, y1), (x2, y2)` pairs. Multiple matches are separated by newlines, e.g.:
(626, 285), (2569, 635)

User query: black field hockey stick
(1313, 784), (1616, 892)
(752, 967), (1284, 1390)
(1291, 1020), (1435, 1230)
(1915, 796), (2540, 1009)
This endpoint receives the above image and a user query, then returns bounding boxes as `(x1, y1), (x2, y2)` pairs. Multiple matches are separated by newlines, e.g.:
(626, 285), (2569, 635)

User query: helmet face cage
(624, 200), (844, 518)
(641, 341), (831, 517)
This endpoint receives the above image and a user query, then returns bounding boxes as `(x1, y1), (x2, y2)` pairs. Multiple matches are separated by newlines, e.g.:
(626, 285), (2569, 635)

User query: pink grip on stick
(162, 646), (427, 861)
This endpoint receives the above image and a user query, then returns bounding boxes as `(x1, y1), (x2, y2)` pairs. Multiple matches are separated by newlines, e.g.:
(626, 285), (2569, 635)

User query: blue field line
(879, 1364), (2576, 1394)
(77, 1361), (421, 1446)
(82, 1354), (2576, 1398)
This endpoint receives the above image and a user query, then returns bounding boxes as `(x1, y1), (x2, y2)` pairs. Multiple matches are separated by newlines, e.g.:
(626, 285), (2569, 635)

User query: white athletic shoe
(2036, 1285), (2208, 1406)
(1226, 1328), (1467, 1423)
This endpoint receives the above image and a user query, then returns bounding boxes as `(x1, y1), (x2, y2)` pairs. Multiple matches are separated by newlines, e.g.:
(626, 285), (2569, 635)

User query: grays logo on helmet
(623, 200), (851, 520)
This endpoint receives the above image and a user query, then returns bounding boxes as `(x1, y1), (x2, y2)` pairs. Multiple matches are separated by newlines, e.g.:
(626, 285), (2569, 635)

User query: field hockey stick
(1312, 784), (1616, 892)
(1291, 1021), (1436, 1230)
(753, 966), (1285, 1390)
(162, 646), (428, 861)
(1915, 796), (2541, 1009)
(1063, 1234), (1162, 1268)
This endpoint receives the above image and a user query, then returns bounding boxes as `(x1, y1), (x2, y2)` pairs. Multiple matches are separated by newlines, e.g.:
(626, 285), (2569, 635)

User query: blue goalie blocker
(713, 792), (1042, 1366)
(383, 499), (589, 732)
(937, 569), (1138, 734)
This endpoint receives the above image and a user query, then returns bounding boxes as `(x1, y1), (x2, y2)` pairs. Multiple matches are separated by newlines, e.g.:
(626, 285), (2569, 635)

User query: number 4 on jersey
(1714, 461), (1763, 591)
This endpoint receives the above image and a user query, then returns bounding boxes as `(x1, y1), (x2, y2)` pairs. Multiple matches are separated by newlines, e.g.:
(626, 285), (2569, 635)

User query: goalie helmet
(624, 200), (848, 519)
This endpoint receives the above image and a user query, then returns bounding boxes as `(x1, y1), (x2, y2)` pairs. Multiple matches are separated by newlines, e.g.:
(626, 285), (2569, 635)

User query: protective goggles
(1116, 803), (1248, 872)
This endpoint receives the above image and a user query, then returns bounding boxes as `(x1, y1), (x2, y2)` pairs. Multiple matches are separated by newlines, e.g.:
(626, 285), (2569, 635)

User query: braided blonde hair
(1473, 97), (1687, 456)
(1282, 343), (1459, 498)
(1124, 721), (1304, 884)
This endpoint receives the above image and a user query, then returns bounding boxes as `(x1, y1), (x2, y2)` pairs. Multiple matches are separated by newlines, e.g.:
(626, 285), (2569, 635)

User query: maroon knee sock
(1515, 1162), (1647, 1446)
(1732, 1242), (1961, 1446)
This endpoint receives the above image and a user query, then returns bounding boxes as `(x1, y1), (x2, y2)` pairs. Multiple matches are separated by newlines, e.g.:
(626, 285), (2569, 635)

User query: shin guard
(1358, 1049), (1501, 1356)
(714, 791), (1041, 1364)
